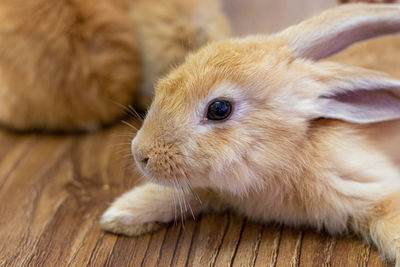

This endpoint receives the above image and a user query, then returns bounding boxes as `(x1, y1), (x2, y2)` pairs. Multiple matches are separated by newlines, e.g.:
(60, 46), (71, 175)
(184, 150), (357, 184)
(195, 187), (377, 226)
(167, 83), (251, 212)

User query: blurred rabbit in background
(0, 0), (229, 132)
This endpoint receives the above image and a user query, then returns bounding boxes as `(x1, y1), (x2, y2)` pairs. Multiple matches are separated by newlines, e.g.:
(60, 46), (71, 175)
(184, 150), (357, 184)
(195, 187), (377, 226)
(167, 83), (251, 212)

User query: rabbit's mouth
(133, 148), (194, 189)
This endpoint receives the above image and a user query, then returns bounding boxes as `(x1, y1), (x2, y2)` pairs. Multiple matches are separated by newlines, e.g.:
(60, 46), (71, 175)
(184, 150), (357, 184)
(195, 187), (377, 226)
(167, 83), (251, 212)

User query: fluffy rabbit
(101, 3), (400, 265)
(0, 0), (229, 131)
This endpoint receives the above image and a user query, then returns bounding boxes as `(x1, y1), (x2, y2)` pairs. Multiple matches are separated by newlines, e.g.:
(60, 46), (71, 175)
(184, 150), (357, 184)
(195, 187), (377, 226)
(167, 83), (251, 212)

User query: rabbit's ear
(311, 63), (400, 124)
(282, 4), (400, 60)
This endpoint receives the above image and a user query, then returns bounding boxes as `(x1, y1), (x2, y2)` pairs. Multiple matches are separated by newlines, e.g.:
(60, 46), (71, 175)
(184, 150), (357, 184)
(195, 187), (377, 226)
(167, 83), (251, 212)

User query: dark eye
(207, 100), (232, 121)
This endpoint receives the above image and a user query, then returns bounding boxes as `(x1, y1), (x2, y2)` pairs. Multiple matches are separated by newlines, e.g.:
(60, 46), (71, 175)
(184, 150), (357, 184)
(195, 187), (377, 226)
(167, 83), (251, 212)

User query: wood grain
(0, 0), (395, 266)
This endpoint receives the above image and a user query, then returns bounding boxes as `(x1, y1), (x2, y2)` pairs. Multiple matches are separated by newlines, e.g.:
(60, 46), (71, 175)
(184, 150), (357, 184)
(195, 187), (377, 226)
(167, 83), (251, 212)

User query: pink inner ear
(318, 89), (400, 124)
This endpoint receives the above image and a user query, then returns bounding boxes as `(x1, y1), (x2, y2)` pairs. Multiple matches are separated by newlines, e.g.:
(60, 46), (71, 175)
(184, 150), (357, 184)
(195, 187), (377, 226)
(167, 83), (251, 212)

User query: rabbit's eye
(207, 100), (232, 121)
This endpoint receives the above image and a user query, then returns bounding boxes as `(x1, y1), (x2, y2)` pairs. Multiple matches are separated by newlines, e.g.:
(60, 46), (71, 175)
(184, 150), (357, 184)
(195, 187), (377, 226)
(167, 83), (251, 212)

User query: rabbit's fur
(101, 4), (400, 265)
(0, 0), (229, 131)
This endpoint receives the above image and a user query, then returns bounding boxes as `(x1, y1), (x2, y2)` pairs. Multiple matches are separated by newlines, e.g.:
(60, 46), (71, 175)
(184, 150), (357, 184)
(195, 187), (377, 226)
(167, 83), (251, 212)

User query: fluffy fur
(101, 3), (400, 265)
(0, 0), (229, 131)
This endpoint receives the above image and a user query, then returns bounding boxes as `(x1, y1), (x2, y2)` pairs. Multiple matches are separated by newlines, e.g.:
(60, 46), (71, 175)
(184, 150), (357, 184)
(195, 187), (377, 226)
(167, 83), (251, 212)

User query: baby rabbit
(101, 3), (400, 265)
(0, 0), (228, 131)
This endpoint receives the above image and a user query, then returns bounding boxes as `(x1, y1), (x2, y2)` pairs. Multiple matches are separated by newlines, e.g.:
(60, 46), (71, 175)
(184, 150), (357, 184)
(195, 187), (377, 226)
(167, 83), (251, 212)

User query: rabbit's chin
(138, 167), (212, 191)
(137, 169), (192, 189)
(144, 176), (176, 188)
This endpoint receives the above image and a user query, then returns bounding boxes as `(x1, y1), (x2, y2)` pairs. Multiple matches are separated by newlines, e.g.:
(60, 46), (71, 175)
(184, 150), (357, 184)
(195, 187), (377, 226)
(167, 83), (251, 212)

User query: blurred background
(223, 0), (335, 35)
(223, 0), (396, 36)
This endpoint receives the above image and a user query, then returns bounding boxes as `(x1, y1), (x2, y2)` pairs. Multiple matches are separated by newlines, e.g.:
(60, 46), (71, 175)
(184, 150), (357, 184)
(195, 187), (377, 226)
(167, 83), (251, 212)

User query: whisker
(173, 178), (185, 228)
(113, 148), (132, 154)
(177, 167), (202, 205)
(173, 167), (196, 222)
(167, 162), (197, 221)
(113, 148), (133, 156)
(183, 187), (195, 220)
(179, 177), (196, 220)
(128, 104), (144, 121)
(121, 154), (134, 159)
(124, 164), (136, 174)
(107, 99), (143, 121)
(180, 185), (188, 213)
(107, 142), (132, 147)
(170, 188), (178, 225)
(111, 134), (136, 138)
(114, 153), (134, 159)
(119, 130), (137, 135)
(112, 146), (131, 151)
(188, 185), (202, 206)
(121, 120), (139, 131)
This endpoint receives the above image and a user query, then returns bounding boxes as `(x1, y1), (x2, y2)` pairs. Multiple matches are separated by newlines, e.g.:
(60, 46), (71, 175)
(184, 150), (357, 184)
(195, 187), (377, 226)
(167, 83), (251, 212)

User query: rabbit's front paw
(100, 183), (179, 236)
(100, 207), (162, 236)
(100, 183), (211, 236)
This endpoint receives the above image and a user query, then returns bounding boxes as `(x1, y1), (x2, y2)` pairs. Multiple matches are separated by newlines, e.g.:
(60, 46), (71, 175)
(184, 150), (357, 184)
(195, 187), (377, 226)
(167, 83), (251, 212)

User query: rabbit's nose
(133, 150), (150, 170)
(131, 139), (150, 170)
(141, 157), (149, 166)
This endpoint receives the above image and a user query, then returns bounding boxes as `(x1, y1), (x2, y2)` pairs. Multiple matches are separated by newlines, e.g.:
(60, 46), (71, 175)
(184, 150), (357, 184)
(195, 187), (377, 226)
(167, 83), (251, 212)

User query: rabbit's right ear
(308, 62), (400, 124)
(281, 4), (400, 60)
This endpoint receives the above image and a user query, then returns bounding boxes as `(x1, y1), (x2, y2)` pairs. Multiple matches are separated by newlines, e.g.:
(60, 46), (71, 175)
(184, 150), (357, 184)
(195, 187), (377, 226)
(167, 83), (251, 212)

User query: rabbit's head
(132, 4), (400, 196)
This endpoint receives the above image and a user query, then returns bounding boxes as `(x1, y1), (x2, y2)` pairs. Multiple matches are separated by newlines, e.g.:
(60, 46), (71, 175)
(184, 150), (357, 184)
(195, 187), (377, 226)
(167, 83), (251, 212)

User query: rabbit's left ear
(281, 4), (400, 60)
(311, 63), (400, 124)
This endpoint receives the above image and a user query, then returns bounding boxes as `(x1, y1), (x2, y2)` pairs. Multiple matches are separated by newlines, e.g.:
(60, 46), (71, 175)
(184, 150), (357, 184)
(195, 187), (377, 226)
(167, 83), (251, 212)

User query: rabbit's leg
(356, 193), (400, 265)
(100, 183), (212, 236)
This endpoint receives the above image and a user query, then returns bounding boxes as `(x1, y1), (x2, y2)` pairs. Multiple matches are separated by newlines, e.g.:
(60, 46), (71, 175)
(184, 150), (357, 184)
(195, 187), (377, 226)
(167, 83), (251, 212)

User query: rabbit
(0, 0), (229, 131)
(101, 3), (400, 265)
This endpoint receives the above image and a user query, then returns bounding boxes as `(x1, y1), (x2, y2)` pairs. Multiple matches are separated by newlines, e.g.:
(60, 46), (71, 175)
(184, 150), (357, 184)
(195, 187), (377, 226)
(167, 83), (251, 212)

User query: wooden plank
(214, 213), (245, 267)
(275, 227), (304, 267)
(299, 230), (337, 266)
(186, 213), (230, 266)
(231, 220), (263, 267)
(254, 224), (283, 267)
(169, 220), (198, 267)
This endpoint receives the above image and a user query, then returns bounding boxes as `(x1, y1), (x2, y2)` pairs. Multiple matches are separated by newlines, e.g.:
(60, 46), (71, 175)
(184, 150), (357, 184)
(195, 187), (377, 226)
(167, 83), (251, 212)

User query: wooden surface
(0, 0), (395, 266)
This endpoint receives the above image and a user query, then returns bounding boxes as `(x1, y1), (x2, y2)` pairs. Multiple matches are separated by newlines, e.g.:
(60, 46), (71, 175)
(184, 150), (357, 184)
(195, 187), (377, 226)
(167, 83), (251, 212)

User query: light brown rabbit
(0, 0), (229, 131)
(101, 3), (400, 265)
